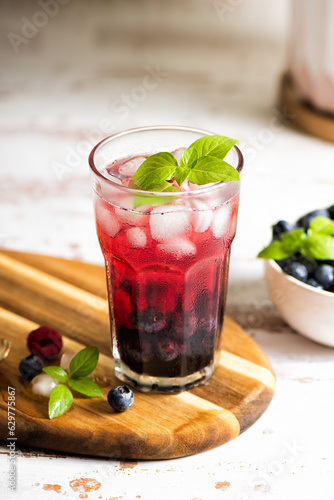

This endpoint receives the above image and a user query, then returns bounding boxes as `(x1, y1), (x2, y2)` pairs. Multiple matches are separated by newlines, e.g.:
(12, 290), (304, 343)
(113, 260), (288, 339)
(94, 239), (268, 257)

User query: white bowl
(264, 260), (334, 347)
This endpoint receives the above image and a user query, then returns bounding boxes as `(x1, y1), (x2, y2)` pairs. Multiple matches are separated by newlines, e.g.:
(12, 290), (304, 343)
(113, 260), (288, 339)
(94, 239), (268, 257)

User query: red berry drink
(89, 127), (243, 392)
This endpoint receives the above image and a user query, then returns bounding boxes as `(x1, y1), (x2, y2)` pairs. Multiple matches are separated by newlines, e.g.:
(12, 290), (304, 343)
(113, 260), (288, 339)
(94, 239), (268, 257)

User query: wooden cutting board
(0, 250), (275, 459)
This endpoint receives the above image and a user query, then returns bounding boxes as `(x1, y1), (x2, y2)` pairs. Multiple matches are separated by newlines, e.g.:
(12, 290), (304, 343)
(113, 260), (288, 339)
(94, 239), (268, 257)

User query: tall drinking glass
(89, 126), (243, 392)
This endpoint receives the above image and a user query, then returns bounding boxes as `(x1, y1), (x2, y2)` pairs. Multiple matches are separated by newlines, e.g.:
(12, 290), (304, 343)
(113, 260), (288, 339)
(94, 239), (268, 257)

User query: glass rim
(88, 125), (244, 197)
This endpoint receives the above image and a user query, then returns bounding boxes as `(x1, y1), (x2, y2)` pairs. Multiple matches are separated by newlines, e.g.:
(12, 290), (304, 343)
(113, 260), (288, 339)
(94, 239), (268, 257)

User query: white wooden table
(1, 1), (334, 498)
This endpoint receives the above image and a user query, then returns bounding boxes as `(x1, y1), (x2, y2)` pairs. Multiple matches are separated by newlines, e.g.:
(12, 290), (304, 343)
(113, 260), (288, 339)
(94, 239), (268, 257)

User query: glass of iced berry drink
(89, 126), (243, 392)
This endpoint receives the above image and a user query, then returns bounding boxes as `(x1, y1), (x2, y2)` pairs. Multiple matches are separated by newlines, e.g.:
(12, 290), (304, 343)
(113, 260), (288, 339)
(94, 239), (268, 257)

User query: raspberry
(27, 326), (63, 361)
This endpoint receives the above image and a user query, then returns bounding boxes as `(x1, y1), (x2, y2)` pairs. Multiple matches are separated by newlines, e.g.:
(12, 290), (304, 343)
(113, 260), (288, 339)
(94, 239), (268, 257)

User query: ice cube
(149, 205), (191, 242)
(118, 156), (147, 178)
(191, 199), (213, 233)
(211, 204), (231, 239)
(157, 238), (196, 259)
(31, 373), (60, 398)
(127, 227), (147, 247)
(171, 148), (186, 163)
(60, 351), (78, 372)
(115, 206), (146, 226)
(96, 203), (121, 237)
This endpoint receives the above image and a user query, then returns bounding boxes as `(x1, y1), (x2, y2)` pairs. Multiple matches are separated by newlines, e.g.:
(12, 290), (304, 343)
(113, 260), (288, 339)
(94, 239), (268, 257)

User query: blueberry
(321, 260), (334, 267)
(201, 333), (215, 356)
(297, 209), (330, 231)
(134, 307), (166, 333)
(157, 339), (180, 361)
(107, 385), (134, 412)
(327, 205), (334, 220)
(126, 338), (153, 364)
(283, 262), (308, 282)
(19, 354), (44, 382)
(272, 220), (295, 240)
(314, 265), (334, 290)
(276, 254), (297, 269)
(306, 278), (324, 289)
(297, 256), (318, 275)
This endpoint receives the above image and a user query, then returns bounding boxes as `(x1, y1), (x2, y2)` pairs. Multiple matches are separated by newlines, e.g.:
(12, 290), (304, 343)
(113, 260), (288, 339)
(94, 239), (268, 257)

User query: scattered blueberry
(19, 354), (44, 382)
(284, 262), (308, 282)
(297, 209), (329, 231)
(272, 220), (295, 239)
(306, 278), (324, 290)
(27, 326), (63, 361)
(107, 385), (134, 412)
(314, 265), (334, 290)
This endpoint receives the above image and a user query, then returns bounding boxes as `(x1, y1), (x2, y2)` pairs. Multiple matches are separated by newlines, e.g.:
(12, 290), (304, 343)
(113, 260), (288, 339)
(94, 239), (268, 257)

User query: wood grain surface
(0, 251), (275, 460)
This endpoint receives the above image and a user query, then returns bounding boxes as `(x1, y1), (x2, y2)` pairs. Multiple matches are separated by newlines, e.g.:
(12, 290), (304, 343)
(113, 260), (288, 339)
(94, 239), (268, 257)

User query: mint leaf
(302, 232), (334, 260)
(43, 366), (69, 383)
(257, 240), (293, 260)
(189, 135), (238, 160)
(68, 377), (103, 398)
(133, 181), (179, 209)
(48, 384), (73, 419)
(175, 147), (198, 186)
(280, 228), (306, 253)
(131, 152), (178, 189)
(188, 156), (240, 185)
(69, 346), (99, 379)
(309, 216), (334, 235)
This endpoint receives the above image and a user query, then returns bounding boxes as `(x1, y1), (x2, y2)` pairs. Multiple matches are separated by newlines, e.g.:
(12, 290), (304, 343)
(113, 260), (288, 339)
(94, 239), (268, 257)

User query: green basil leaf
(69, 346), (99, 378)
(280, 228), (306, 253)
(68, 377), (103, 398)
(48, 384), (73, 419)
(309, 216), (334, 235)
(175, 147), (198, 186)
(302, 232), (334, 260)
(132, 181), (179, 208)
(131, 152), (178, 189)
(257, 240), (293, 260)
(43, 366), (69, 383)
(189, 135), (238, 160)
(188, 156), (239, 185)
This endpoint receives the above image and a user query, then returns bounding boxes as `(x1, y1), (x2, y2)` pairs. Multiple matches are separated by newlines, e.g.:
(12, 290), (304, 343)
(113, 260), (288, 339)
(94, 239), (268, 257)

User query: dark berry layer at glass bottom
(115, 316), (222, 378)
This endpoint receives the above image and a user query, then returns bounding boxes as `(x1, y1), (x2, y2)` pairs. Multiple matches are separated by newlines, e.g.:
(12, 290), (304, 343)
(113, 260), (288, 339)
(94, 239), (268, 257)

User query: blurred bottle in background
(288, 0), (334, 115)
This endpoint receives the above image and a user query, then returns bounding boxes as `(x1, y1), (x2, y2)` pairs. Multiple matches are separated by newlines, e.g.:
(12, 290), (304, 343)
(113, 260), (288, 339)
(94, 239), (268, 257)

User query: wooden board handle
(0, 252), (111, 355)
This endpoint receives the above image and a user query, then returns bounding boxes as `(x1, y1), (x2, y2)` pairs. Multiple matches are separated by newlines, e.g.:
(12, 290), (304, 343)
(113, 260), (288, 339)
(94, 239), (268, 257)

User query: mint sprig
(43, 346), (103, 419)
(258, 217), (334, 261)
(130, 135), (240, 202)
(174, 147), (198, 186)
(131, 152), (178, 189)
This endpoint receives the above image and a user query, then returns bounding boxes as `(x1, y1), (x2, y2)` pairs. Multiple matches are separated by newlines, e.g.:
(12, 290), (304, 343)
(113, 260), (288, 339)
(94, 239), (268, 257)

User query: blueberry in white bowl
(258, 205), (334, 347)
(259, 205), (334, 292)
